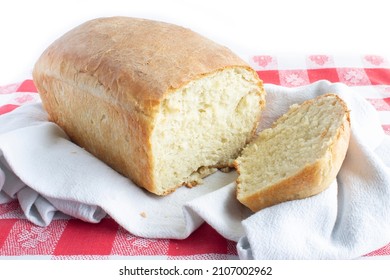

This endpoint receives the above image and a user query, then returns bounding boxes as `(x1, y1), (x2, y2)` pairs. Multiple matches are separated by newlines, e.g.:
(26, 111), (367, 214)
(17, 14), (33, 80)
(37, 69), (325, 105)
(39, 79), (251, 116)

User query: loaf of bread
(234, 94), (350, 212)
(33, 17), (266, 195)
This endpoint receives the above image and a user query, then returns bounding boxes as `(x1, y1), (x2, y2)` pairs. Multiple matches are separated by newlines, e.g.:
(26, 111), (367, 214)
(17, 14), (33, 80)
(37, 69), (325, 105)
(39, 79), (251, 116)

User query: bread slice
(234, 94), (350, 212)
(32, 17), (266, 195)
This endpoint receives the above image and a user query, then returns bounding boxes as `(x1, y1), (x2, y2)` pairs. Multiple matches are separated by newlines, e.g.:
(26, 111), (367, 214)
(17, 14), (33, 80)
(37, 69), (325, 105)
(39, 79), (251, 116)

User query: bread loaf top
(33, 16), (257, 115)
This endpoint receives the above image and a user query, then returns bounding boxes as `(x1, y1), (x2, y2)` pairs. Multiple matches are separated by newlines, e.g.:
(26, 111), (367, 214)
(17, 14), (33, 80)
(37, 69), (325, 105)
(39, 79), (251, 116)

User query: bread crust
(235, 94), (351, 212)
(33, 17), (264, 194)
(34, 17), (258, 114)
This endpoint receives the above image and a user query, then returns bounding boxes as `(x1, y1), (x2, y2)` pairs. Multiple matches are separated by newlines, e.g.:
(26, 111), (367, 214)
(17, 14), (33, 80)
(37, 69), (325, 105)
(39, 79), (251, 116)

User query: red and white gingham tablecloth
(0, 54), (389, 259)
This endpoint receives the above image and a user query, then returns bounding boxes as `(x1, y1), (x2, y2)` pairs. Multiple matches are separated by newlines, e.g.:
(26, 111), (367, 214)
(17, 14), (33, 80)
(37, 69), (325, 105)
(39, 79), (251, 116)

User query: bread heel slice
(234, 94), (351, 212)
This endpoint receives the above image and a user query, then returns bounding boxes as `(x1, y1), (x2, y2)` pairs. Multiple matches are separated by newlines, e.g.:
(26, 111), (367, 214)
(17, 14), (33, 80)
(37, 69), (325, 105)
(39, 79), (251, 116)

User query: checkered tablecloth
(0, 54), (389, 259)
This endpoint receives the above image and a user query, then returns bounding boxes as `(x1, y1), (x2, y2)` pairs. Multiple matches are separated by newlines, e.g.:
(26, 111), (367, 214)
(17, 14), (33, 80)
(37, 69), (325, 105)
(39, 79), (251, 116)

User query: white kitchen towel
(1, 80), (389, 259)
(201, 80), (390, 259)
(0, 104), (236, 238)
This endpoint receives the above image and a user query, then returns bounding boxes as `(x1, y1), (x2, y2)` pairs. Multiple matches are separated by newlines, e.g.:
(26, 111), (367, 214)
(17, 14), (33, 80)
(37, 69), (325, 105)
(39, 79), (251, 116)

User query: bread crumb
(219, 167), (232, 173)
(140, 212), (147, 218)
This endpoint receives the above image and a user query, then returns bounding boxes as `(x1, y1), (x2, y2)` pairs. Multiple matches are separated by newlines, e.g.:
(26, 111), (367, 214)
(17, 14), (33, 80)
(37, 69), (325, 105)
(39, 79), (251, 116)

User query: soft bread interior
(236, 94), (350, 209)
(151, 68), (264, 194)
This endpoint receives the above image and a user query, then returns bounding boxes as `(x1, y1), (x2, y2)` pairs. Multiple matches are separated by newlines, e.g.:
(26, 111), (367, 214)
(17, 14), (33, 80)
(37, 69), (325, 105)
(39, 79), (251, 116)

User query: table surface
(1, 53), (390, 260)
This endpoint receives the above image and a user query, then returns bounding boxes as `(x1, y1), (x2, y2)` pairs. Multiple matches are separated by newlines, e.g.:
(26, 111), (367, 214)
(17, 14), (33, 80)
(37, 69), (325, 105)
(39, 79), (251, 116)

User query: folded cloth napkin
(199, 81), (390, 259)
(1, 80), (389, 259)
(0, 105), (236, 238)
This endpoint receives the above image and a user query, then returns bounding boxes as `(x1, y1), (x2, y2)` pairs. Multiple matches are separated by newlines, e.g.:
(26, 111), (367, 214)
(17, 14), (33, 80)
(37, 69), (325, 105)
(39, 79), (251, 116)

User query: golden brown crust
(235, 94), (351, 212)
(33, 16), (263, 194)
(33, 17), (257, 115)
(35, 75), (155, 190)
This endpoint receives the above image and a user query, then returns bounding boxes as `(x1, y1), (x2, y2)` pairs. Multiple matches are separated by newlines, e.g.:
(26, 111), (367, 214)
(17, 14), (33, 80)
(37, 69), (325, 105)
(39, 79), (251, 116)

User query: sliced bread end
(235, 94), (351, 212)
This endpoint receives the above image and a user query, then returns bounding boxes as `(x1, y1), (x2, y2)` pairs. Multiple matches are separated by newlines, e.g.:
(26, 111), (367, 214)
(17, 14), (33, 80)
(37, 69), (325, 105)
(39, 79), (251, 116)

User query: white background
(0, 0), (389, 85)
